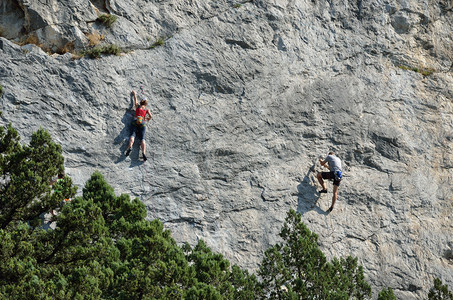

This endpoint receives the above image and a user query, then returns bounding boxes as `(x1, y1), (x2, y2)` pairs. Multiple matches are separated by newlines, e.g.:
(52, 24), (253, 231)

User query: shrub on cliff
(378, 287), (396, 300)
(150, 37), (165, 49)
(96, 14), (117, 28)
(429, 278), (453, 300)
(82, 44), (121, 59)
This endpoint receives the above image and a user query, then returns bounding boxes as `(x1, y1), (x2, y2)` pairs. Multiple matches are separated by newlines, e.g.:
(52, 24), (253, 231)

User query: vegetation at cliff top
(0, 123), (451, 299)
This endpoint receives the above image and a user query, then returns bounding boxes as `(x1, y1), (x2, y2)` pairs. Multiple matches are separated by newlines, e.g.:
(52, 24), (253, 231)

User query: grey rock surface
(1, 0), (452, 298)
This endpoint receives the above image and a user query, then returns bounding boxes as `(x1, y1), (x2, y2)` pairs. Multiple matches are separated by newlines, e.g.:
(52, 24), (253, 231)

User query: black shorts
(130, 123), (146, 141)
(321, 171), (341, 186)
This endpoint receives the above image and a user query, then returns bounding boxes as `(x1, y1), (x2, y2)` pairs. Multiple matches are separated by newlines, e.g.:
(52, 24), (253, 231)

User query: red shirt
(134, 107), (148, 119)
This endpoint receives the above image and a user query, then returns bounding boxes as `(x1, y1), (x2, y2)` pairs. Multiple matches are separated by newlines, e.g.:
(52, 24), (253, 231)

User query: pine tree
(258, 209), (372, 299)
(183, 240), (260, 299)
(0, 125), (77, 229)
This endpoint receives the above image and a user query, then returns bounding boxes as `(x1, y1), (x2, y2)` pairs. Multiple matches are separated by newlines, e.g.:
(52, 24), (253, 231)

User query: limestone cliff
(1, 0), (452, 298)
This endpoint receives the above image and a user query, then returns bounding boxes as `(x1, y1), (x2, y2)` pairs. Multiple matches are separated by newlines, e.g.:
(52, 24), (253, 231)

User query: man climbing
(317, 151), (343, 213)
(125, 90), (152, 161)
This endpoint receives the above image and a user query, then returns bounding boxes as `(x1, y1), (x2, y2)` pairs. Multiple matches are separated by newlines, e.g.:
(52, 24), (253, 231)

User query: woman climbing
(125, 90), (152, 161)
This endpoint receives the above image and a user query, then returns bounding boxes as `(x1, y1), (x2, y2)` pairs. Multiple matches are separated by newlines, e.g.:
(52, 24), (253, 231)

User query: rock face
(1, 0), (452, 298)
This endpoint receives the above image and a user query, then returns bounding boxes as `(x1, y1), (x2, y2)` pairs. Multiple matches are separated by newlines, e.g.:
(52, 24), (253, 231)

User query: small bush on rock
(57, 41), (75, 55)
(429, 278), (453, 300)
(18, 34), (41, 47)
(150, 37), (165, 49)
(82, 44), (120, 59)
(378, 287), (396, 300)
(86, 32), (105, 46)
(96, 14), (117, 28)
(399, 65), (435, 77)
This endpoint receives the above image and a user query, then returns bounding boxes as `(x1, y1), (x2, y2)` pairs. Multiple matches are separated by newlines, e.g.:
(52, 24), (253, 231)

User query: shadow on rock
(127, 146), (145, 167)
(296, 165), (329, 216)
(114, 94), (134, 164)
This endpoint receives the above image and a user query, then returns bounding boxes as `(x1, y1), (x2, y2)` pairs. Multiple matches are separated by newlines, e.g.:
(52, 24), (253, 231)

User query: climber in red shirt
(125, 90), (152, 161)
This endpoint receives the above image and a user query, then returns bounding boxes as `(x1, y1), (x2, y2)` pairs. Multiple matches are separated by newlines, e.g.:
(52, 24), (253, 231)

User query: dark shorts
(130, 123), (146, 141)
(321, 171), (341, 186)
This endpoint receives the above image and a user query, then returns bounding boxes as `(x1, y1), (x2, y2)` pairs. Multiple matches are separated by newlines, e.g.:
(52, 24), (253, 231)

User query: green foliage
(398, 65), (435, 76)
(0, 125), (76, 229)
(234, 4), (242, 8)
(82, 44), (121, 58)
(377, 287), (396, 300)
(96, 14), (117, 28)
(184, 240), (260, 299)
(258, 209), (372, 299)
(150, 37), (165, 49)
(0, 84), (3, 96)
(429, 278), (453, 300)
(0, 168), (189, 299)
(0, 125), (76, 298)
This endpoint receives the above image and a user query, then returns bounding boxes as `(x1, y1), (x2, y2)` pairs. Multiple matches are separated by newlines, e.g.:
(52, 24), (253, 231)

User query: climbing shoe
(142, 154), (147, 161)
(125, 148), (131, 157)
(327, 206), (334, 213)
(319, 189), (328, 193)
